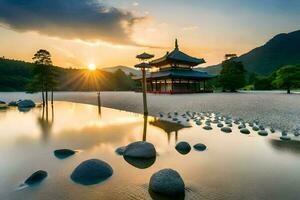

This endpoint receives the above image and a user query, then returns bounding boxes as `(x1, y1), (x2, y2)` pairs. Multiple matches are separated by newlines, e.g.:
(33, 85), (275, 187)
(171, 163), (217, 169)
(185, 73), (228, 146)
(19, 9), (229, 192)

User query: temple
(135, 39), (217, 94)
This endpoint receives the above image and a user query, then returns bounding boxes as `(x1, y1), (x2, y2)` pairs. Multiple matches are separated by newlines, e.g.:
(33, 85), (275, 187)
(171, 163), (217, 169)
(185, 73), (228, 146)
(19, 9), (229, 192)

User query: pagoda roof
(150, 39), (205, 67)
(133, 68), (217, 80)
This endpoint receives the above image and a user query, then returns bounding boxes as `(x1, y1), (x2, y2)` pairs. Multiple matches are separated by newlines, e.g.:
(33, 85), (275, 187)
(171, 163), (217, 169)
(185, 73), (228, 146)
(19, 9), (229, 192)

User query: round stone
(258, 130), (268, 136)
(217, 123), (224, 128)
(238, 124), (246, 129)
(240, 128), (250, 134)
(54, 149), (76, 159)
(280, 136), (291, 141)
(175, 142), (191, 155)
(71, 159), (113, 185)
(252, 126), (259, 131)
(221, 127), (232, 133)
(124, 141), (156, 159)
(193, 143), (207, 151)
(149, 169), (185, 197)
(25, 170), (48, 185)
(270, 128), (276, 133)
(203, 126), (212, 130)
(259, 125), (265, 130)
(17, 100), (35, 108)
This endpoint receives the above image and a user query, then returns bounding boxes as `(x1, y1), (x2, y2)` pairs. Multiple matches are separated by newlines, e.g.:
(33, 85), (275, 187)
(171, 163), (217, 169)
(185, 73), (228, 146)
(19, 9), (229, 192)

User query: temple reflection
(149, 118), (189, 144)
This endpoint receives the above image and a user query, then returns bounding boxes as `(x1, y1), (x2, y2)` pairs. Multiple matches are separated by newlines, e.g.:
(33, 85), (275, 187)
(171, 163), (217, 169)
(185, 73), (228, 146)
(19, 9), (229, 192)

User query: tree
(219, 60), (246, 92)
(31, 49), (57, 106)
(272, 65), (300, 94)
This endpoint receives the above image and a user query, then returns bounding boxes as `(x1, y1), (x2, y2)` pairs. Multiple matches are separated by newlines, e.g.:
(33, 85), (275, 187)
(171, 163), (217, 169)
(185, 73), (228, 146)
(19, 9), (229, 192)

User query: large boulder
(24, 170), (48, 185)
(18, 100), (35, 108)
(149, 169), (185, 197)
(54, 149), (76, 159)
(175, 142), (191, 155)
(70, 159), (113, 185)
(124, 141), (156, 159)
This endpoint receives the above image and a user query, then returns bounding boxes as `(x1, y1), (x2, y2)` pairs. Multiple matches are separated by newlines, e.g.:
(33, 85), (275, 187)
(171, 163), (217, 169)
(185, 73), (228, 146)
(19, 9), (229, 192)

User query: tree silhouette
(31, 49), (57, 106)
(272, 65), (300, 94)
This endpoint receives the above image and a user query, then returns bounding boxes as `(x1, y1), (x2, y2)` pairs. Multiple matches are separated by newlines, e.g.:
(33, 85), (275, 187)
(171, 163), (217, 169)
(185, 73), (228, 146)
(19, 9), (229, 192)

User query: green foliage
(272, 65), (300, 93)
(241, 84), (254, 91)
(254, 76), (274, 90)
(219, 60), (246, 92)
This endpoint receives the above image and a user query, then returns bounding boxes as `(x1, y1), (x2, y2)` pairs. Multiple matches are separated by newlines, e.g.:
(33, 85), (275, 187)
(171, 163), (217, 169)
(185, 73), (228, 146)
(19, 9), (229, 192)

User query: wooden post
(142, 68), (148, 115)
(142, 115), (148, 141)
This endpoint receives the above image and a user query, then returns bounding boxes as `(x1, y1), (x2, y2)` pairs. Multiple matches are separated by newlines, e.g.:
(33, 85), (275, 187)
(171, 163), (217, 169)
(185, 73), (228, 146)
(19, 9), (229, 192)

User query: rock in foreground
(71, 159), (113, 185)
(25, 170), (48, 185)
(54, 149), (76, 159)
(149, 169), (185, 197)
(124, 141), (156, 159)
(240, 128), (250, 134)
(221, 127), (232, 133)
(175, 142), (191, 155)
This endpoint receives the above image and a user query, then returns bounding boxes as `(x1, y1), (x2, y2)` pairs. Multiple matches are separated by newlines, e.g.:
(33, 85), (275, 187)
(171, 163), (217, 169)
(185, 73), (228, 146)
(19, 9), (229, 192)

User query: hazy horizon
(0, 0), (299, 69)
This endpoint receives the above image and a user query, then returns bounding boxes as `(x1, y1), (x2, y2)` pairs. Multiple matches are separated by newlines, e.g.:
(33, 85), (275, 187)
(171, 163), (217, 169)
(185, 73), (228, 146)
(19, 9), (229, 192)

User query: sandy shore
(1, 91), (300, 132)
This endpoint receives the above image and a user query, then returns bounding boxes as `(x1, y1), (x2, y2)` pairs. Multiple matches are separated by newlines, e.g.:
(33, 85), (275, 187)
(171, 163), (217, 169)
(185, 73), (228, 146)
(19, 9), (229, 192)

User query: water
(0, 102), (300, 200)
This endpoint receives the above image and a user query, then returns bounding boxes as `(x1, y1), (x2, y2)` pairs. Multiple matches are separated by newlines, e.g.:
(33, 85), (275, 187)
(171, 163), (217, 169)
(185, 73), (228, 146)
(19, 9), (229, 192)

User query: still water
(0, 102), (300, 200)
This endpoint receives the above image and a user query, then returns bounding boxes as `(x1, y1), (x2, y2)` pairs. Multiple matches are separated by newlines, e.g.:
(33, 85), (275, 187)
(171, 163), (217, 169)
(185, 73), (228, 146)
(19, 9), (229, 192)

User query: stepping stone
(217, 123), (224, 128)
(115, 146), (126, 155)
(258, 130), (268, 136)
(54, 149), (76, 159)
(280, 136), (291, 141)
(149, 169), (185, 197)
(240, 128), (250, 134)
(124, 141), (156, 159)
(221, 127), (232, 133)
(238, 124), (246, 129)
(25, 170), (48, 185)
(203, 126), (212, 130)
(193, 143), (207, 151)
(71, 159), (113, 185)
(175, 142), (191, 155)
(252, 126), (259, 131)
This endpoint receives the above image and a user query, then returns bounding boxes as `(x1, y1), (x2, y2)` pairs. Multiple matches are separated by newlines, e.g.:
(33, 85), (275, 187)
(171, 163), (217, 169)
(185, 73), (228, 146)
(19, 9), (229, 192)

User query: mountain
(0, 58), (135, 91)
(102, 65), (141, 76)
(202, 30), (300, 75)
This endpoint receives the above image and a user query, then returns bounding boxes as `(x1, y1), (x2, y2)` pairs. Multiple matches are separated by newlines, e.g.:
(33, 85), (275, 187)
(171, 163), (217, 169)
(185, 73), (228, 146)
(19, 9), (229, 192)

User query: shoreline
(1, 91), (300, 132)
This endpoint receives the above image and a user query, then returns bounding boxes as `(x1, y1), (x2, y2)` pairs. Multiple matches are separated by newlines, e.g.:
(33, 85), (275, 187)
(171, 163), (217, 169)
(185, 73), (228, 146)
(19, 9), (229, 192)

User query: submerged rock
(175, 142), (191, 155)
(24, 170), (48, 185)
(193, 143), (207, 151)
(124, 141), (156, 159)
(203, 126), (212, 130)
(115, 146), (126, 155)
(149, 169), (185, 197)
(221, 127), (232, 133)
(54, 149), (76, 159)
(258, 130), (268, 136)
(240, 128), (250, 134)
(71, 159), (113, 185)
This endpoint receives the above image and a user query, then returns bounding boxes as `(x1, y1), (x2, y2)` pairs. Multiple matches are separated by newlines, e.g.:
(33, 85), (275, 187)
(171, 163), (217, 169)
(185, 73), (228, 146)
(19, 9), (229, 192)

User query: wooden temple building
(135, 39), (217, 94)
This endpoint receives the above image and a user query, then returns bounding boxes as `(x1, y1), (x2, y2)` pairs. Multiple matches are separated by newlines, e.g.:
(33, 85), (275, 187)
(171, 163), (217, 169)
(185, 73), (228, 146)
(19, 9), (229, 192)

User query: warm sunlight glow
(88, 63), (96, 71)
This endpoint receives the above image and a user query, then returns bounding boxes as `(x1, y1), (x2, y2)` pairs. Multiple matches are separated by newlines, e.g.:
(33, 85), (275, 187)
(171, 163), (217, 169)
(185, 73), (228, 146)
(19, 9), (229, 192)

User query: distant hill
(0, 58), (135, 91)
(102, 65), (141, 76)
(202, 30), (300, 75)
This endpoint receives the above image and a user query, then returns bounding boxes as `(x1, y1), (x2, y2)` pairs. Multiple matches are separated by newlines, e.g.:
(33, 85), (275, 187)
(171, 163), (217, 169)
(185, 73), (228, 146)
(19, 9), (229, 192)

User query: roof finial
(175, 38), (179, 50)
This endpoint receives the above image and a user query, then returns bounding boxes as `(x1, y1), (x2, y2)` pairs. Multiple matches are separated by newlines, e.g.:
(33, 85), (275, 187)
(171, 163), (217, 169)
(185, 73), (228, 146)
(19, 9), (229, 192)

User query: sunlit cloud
(0, 0), (149, 46)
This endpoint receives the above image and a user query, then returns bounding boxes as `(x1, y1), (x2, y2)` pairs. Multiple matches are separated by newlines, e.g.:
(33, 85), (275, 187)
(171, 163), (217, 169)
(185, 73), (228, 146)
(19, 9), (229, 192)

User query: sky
(0, 0), (299, 69)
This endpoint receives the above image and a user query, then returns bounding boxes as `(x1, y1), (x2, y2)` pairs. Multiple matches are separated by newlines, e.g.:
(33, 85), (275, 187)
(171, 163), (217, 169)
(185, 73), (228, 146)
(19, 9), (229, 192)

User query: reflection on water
(0, 102), (300, 200)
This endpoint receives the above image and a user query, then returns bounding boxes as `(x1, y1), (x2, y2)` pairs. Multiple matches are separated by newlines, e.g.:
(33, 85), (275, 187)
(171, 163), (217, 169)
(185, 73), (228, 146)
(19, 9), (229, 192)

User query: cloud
(0, 0), (147, 45)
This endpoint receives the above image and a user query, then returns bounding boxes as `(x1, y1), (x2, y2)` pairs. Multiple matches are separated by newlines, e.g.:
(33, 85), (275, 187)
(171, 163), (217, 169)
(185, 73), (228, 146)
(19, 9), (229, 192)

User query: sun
(88, 63), (96, 71)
